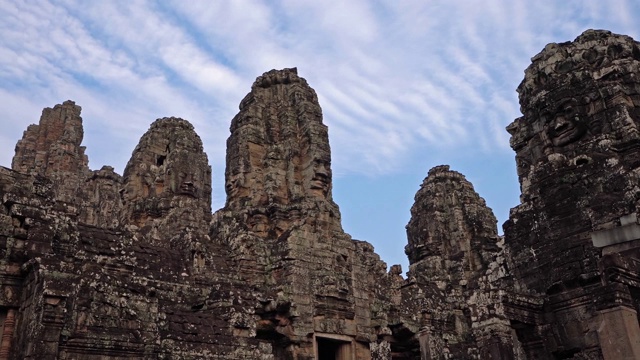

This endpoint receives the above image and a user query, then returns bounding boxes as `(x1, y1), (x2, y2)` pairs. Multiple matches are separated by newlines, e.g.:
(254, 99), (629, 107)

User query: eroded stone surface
(506, 28), (640, 294)
(213, 68), (397, 358)
(225, 68), (337, 212)
(0, 69), (408, 359)
(3, 104), (273, 359)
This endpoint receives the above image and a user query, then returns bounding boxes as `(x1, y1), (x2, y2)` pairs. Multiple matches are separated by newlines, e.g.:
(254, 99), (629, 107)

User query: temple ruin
(1, 29), (640, 359)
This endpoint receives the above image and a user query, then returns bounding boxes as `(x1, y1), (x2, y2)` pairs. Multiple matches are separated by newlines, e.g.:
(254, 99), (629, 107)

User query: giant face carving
(122, 118), (212, 228)
(247, 213), (269, 238)
(309, 159), (331, 197)
(166, 151), (206, 199)
(225, 171), (246, 199)
(546, 98), (588, 147)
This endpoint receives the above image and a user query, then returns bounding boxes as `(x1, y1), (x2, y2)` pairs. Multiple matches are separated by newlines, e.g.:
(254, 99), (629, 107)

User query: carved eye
(582, 48), (599, 64)
(562, 106), (573, 115)
(538, 112), (550, 123)
(555, 60), (575, 73)
(607, 44), (624, 59)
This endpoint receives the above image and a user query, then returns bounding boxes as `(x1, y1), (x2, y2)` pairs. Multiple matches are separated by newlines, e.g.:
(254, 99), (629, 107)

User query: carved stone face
(166, 151), (204, 198)
(546, 98), (587, 147)
(171, 170), (196, 197)
(247, 213), (269, 238)
(309, 160), (331, 197)
(225, 171), (245, 199)
(122, 118), (212, 228)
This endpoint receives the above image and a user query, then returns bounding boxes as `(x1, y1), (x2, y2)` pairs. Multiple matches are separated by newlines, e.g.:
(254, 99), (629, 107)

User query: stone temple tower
(504, 30), (640, 359)
(120, 118), (212, 246)
(404, 165), (512, 359)
(212, 68), (394, 359)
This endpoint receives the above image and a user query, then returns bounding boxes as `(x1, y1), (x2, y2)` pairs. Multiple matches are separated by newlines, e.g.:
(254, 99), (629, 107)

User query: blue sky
(1, 1), (638, 273)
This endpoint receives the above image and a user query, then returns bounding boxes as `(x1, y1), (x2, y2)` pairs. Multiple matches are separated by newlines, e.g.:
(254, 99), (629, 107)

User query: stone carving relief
(120, 118), (212, 248)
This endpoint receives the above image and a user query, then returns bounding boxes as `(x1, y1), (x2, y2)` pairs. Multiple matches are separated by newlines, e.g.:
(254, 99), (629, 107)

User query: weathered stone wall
(12, 100), (90, 205)
(2, 108), (276, 358)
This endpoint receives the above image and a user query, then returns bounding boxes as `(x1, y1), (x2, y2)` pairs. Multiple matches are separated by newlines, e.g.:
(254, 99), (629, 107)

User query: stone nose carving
(554, 117), (569, 130)
(178, 173), (197, 197)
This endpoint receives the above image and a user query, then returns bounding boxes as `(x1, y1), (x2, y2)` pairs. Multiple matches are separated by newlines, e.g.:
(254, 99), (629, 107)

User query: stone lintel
(602, 238), (640, 255)
(620, 213), (638, 226)
(591, 221), (640, 248)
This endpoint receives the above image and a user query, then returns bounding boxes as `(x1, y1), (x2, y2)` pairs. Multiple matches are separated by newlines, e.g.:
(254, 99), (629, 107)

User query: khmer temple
(1, 29), (640, 359)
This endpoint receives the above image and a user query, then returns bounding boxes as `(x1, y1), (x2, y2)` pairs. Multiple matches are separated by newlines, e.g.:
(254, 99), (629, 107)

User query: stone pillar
(337, 341), (353, 360)
(418, 331), (431, 360)
(0, 309), (16, 360)
(11, 100), (90, 204)
(597, 306), (640, 360)
(477, 335), (515, 360)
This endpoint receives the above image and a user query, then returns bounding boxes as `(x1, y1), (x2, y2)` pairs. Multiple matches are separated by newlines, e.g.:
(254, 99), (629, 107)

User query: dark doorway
(317, 337), (341, 360)
(316, 336), (351, 360)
